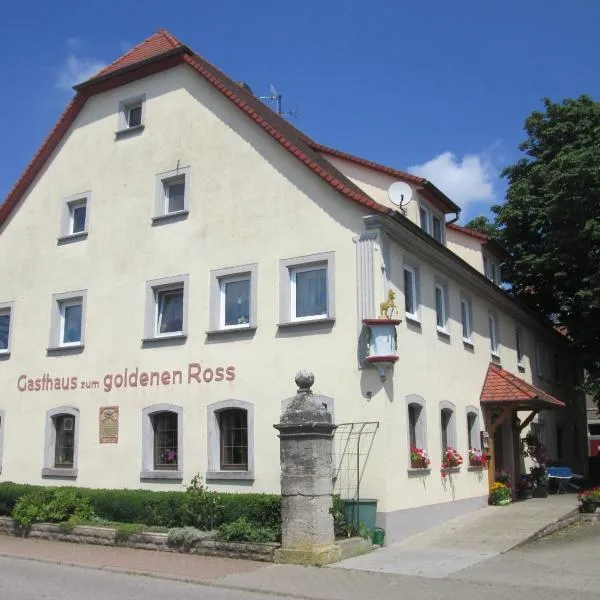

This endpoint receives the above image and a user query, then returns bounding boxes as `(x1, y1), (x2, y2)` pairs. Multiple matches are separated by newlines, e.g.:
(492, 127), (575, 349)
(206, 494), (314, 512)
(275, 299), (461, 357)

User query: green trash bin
(342, 499), (378, 532)
(371, 527), (385, 546)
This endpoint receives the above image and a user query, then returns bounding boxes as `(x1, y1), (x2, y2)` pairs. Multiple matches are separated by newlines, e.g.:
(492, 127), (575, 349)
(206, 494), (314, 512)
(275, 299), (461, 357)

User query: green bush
(0, 480), (280, 534)
(167, 526), (207, 551)
(12, 488), (93, 527)
(331, 495), (349, 539)
(216, 517), (278, 543)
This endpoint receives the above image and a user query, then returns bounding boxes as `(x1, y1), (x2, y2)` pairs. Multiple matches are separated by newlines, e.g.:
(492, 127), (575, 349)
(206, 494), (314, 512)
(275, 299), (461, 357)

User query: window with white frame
(207, 400), (254, 481)
(117, 95), (146, 134)
(403, 265), (419, 320)
(49, 291), (87, 350)
(516, 327), (524, 367)
(209, 264), (257, 332)
(435, 282), (449, 332)
(460, 296), (473, 343)
(419, 204), (444, 243)
(432, 214), (444, 244)
(279, 253), (335, 325)
(154, 167), (191, 220)
(59, 192), (90, 240)
(0, 302), (14, 355)
(419, 205), (431, 234)
(144, 276), (189, 341)
(43, 407), (79, 478)
(489, 311), (500, 357)
(141, 404), (183, 479)
(483, 255), (502, 285)
(440, 401), (457, 451)
(466, 407), (481, 450)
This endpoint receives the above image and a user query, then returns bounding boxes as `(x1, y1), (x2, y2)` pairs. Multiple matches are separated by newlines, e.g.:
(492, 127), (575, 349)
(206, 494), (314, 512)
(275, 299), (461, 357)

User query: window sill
(142, 334), (187, 347)
(518, 364), (526, 373)
(206, 326), (257, 336)
(463, 339), (474, 350)
(436, 327), (450, 340)
(206, 470), (255, 481)
(115, 124), (145, 139)
(0, 350), (10, 359)
(277, 317), (335, 329)
(467, 465), (486, 472)
(405, 315), (422, 328)
(442, 467), (461, 474)
(152, 210), (189, 225)
(57, 231), (88, 245)
(491, 353), (501, 364)
(407, 468), (431, 476)
(47, 344), (84, 356)
(140, 470), (183, 481)
(42, 468), (78, 479)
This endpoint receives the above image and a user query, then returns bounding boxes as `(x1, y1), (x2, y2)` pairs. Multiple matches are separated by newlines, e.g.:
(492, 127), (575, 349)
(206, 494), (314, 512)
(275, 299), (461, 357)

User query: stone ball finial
(295, 370), (314, 391)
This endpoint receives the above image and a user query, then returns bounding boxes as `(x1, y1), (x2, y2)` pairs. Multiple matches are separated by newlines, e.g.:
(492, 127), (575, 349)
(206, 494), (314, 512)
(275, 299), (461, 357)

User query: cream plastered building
(0, 30), (586, 541)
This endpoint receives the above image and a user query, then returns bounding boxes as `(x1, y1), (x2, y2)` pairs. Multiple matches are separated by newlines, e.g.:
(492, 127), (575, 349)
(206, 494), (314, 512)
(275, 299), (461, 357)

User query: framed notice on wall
(99, 406), (119, 444)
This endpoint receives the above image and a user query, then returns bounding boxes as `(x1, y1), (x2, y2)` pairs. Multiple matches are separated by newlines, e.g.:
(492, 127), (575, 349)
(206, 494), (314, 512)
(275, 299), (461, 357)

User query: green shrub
(114, 523), (146, 545)
(167, 526), (207, 551)
(180, 474), (223, 530)
(12, 488), (93, 527)
(0, 483), (35, 516)
(219, 493), (281, 532)
(331, 495), (349, 538)
(216, 517), (278, 543)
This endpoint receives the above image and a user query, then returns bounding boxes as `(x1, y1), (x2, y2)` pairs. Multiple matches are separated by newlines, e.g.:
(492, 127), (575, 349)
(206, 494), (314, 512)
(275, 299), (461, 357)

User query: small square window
(156, 288), (184, 337)
(69, 200), (87, 234)
(154, 167), (191, 221)
(144, 276), (189, 342)
(49, 291), (86, 351)
(209, 265), (257, 333)
(117, 95), (146, 136)
(59, 192), (90, 241)
(221, 276), (251, 328)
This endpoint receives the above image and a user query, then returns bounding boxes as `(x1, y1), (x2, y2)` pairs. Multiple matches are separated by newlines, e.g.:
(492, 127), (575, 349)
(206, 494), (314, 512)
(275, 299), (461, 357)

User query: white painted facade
(0, 48), (585, 541)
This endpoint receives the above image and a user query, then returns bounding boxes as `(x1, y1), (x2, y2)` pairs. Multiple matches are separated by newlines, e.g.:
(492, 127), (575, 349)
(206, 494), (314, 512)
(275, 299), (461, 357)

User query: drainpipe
(447, 209), (461, 225)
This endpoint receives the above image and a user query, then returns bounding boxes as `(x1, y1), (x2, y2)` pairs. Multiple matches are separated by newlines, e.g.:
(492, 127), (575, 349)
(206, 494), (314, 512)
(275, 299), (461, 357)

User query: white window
(154, 167), (191, 220)
(466, 407), (481, 450)
(0, 302), (14, 355)
(207, 399), (255, 481)
(484, 255), (501, 285)
(144, 276), (189, 341)
(209, 264), (257, 332)
(516, 327), (524, 367)
(42, 407), (79, 478)
(141, 404), (183, 480)
(489, 311), (499, 357)
(460, 296), (473, 343)
(435, 282), (449, 332)
(49, 291), (87, 351)
(279, 253), (335, 325)
(432, 215), (444, 243)
(59, 192), (91, 241)
(403, 265), (419, 321)
(406, 395), (428, 462)
(419, 205), (431, 234)
(117, 94), (146, 136)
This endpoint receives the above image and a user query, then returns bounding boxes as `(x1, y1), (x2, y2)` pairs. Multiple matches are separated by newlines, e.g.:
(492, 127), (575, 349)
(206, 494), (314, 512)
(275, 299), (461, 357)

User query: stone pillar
(273, 370), (340, 566)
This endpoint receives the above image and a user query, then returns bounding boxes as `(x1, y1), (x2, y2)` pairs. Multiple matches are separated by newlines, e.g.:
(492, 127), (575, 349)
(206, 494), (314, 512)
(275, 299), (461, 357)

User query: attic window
(117, 95), (146, 137)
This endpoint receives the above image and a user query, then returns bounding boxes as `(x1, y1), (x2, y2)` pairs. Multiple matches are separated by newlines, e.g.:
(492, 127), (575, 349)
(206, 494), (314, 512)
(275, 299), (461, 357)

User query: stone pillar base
(274, 544), (342, 566)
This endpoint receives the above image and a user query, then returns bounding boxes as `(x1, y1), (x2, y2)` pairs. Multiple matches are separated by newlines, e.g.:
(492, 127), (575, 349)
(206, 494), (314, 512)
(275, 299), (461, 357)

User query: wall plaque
(99, 406), (119, 444)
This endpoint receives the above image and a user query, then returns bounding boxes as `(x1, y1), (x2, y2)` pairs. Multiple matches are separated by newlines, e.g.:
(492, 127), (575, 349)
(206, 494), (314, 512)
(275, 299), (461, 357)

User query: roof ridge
(490, 364), (536, 399)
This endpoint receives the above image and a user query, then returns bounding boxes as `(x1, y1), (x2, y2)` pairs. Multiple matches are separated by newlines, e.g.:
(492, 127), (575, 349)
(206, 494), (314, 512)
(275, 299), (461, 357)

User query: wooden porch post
(511, 412), (521, 500)
(484, 407), (495, 489)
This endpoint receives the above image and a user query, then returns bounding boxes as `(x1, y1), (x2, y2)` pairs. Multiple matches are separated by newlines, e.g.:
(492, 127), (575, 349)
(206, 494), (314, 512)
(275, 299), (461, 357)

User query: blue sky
(2, 0), (599, 221)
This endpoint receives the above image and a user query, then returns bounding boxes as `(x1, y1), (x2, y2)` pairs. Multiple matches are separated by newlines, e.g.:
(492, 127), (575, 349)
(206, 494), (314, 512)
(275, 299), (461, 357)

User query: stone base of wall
(377, 496), (489, 544)
(0, 517), (279, 562)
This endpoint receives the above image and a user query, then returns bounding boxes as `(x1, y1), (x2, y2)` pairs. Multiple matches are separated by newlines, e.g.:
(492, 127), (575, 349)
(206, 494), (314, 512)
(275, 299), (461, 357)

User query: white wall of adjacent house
(0, 62), (582, 533)
(445, 226), (486, 274)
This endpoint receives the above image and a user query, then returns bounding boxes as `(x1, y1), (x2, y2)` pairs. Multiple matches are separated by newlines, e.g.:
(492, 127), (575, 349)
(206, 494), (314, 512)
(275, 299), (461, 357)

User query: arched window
(43, 406), (79, 478)
(207, 400), (254, 481)
(466, 406), (481, 450)
(141, 404), (183, 480)
(439, 401), (457, 451)
(406, 395), (427, 450)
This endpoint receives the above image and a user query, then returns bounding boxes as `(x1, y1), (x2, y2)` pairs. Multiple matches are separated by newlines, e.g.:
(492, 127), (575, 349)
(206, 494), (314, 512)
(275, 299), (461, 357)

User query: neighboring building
(0, 30), (587, 541)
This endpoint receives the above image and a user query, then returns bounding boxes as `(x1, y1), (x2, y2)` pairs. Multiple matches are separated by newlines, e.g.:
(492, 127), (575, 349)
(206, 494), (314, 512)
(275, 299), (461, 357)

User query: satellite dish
(388, 182), (413, 207)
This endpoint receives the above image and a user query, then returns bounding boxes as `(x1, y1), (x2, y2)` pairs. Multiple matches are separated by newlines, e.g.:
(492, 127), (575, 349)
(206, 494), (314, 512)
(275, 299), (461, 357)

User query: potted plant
(531, 466), (549, 498)
(495, 470), (512, 490)
(441, 447), (463, 477)
(517, 476), (534, 500)
(468, 448), (489, 468)
(410, 446), (431, 469)
(489, 482), (512, 506)
(577, 487), (600, 513)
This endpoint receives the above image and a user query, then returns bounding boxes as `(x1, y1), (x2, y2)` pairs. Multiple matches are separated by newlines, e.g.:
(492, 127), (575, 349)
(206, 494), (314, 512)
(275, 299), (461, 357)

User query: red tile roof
(96, 30), (184, 77)
(480, 363), (565, 409)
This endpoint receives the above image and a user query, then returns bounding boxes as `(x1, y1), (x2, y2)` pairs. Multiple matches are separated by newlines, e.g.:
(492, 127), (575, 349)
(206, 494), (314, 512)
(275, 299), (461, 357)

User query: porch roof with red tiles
(480, 363), (565, 410)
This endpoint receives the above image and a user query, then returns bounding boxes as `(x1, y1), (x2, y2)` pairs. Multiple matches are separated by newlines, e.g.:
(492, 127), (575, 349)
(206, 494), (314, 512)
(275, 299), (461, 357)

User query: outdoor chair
(546, 466), (583, 494)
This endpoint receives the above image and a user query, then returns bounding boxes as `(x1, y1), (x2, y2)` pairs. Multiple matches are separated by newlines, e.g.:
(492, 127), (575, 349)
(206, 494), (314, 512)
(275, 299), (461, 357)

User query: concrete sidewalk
(330, 494), (578, 578)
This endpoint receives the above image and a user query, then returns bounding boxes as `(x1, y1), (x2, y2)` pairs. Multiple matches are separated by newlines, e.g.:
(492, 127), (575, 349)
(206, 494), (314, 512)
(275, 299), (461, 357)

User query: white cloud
(56, 55), (106, 91)
(408, 151), (498, 215)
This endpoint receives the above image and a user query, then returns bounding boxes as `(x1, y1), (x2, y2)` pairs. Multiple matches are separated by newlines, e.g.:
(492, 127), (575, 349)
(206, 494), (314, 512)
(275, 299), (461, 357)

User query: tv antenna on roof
(259, 84), (298, 119)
